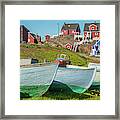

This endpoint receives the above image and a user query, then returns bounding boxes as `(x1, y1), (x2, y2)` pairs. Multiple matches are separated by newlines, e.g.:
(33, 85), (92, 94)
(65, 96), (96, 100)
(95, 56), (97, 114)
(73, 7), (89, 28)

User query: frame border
(0, 0), (119, 119)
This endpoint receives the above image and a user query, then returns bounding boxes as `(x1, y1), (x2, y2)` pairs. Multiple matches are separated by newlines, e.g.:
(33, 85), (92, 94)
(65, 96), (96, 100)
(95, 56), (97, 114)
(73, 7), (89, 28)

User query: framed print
(0, 0), (119, 119)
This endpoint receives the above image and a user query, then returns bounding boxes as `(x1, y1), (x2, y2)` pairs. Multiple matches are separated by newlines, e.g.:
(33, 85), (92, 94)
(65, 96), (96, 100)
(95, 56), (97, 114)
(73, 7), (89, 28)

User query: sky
(20, 20), (100, 40)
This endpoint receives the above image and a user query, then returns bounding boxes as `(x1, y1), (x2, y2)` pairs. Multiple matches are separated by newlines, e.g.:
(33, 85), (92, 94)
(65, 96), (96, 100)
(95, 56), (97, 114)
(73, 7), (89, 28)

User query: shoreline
(20, 62), (52, 68)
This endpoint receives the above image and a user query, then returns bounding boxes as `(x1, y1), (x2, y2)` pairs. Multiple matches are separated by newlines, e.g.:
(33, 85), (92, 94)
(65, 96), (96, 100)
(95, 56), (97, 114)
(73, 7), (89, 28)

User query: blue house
(90, 40), (100, 56)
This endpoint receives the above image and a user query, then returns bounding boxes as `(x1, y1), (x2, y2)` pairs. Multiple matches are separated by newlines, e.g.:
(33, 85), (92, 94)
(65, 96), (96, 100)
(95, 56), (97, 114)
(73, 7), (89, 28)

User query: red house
(61, 23), (81, 36)
(20, 25), (30, 43)
(45, 34), (50, 42)
(28, 33), (41, 44)
(65, 43), (73, 50)
(84, 23), (100, 41)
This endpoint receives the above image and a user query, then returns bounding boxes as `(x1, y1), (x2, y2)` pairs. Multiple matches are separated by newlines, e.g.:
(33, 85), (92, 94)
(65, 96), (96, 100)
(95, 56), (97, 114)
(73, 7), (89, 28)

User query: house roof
(28, 33), (37, 40)
(84, 23), (100, 31)
(61, 23), (80, 30)
(65, 43), (72, 46)
(29, 33), (41, 40)
(20, 25), (30, 32)
(30, 33), (36, 38)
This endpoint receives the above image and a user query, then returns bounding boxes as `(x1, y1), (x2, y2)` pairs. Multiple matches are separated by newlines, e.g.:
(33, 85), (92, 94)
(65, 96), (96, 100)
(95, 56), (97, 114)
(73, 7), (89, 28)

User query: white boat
(54, 66), (96, 93)
(20, 63), (59, 97)
(88, 63), (100, 86)
(67, 64), (100, 85)
(88, 63), (100, 72)
(20, 63), (98, 97)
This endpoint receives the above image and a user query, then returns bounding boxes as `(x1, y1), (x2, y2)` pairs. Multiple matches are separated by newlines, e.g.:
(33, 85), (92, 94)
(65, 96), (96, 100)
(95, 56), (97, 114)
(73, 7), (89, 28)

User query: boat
(54, 54), (70, 67)
(88, 63), (100, 90)
(54, 66), (96, 93)
(88, 63), (100, 72)
(88, 63), (100, 84)
(68, 63), (100, 86)
(20, 61), (99, 97)
(20, 63), (59, 97)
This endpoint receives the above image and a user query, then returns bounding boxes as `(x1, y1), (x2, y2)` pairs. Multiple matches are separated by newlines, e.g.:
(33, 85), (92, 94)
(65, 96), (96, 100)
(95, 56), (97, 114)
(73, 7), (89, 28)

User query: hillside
(48, 35), (74, 47)
(45, 35), (97, 55)
(20, 43), (100, 66)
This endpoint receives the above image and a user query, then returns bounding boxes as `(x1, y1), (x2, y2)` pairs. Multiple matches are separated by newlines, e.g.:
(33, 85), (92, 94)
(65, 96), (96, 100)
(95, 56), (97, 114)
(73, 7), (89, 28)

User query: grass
(21, 92), (100, 100)
(20, 43), (99, 66)
(20, 81), (100, 100)
(21, 90), (100, 100)
(21, 95), (100, 100)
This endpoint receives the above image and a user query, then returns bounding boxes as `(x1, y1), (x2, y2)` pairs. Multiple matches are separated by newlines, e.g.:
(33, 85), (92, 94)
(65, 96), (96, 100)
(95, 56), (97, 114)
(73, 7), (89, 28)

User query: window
(68, 25), (70, 27)
(79, 37), (82, 41)
(95, 32), (98, 35)
(91, 27), (95, 30)
(89, 24), (97, 31)
(76, 37), (78, 40)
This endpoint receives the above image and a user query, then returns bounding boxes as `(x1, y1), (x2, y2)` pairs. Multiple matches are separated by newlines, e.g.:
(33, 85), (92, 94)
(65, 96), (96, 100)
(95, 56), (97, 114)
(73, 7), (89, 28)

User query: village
(20, 22), (100, 58)
(20, 21), (100, 100)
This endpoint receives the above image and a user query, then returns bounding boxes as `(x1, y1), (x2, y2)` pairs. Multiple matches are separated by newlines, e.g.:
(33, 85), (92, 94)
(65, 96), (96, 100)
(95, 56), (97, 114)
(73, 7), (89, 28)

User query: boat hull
(54, 66), (96, 93)
(20, 63), (58, 97)
(88, 63), (100, 86)
(20, 63), (99, 98)
(66, 65), (100, 86)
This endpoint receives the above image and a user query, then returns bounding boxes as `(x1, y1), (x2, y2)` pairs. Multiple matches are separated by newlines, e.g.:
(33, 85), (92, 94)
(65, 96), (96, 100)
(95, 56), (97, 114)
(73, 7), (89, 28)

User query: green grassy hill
(20, 43), (88, 66)
(20, 43), (100, 66)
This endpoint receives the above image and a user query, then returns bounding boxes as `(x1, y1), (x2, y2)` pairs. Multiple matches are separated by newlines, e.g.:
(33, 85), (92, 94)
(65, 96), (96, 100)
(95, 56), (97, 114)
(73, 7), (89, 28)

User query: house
(90, 40), (100, 56)
(65, 43), (73, 50)
(74, 35), (83, 42)
(20, 25), (30, 43)
(84, 23), (100, 41)
(36, 34), (41, 43)
(45, 34), (51, 42)
(51, 34), (58, 39)
(72, 35), (84, 52)
(61, 23), (81, 36)
(28, 33), (40, 44)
